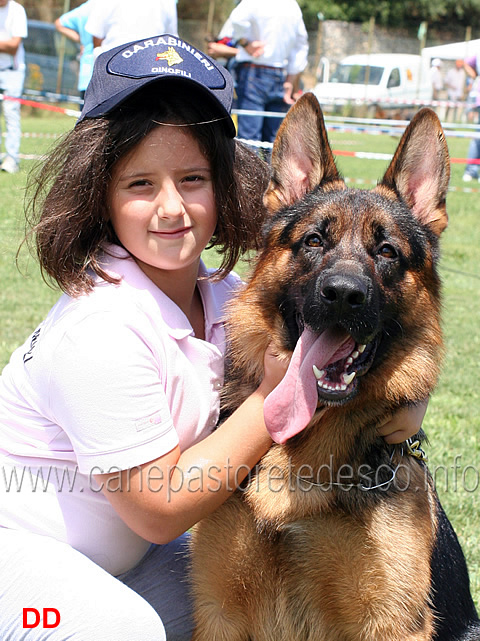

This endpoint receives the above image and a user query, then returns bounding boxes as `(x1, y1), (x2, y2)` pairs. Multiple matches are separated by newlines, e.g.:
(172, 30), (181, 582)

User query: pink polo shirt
(0, 245), (242, 574)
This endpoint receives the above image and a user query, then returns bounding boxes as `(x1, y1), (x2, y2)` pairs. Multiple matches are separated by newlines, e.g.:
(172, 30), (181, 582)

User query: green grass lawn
(1, 109), (479, 606)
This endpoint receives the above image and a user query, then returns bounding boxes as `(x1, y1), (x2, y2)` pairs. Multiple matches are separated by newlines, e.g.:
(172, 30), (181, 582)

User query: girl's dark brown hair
(25, 82), (270, 297)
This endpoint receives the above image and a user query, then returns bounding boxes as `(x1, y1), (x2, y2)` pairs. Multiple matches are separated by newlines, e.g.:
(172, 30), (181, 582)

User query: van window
(387, 68), (401, 88)
(331, 64), (383, 86)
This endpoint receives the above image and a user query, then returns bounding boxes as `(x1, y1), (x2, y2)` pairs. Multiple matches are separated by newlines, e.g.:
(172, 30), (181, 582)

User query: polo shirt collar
(102, 245), (225, 341)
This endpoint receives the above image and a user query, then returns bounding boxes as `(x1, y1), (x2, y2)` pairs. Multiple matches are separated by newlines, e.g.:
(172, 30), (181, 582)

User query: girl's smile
(150, 227), (192, 238)
(109, 125), (217, 293)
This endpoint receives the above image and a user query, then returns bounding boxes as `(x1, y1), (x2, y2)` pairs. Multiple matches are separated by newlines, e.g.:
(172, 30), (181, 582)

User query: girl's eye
(305, 233), (323, 248)
(183, 174), (206, 183)
(378, 243), (398, 259)
(128, 179), (150, 188)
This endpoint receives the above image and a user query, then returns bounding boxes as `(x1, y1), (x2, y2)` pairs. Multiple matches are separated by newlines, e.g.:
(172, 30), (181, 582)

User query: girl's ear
(264, 93), (344, 214)
(377, 107), (450, 236)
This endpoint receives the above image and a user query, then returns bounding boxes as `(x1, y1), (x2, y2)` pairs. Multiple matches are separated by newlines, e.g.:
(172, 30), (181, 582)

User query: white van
(312, 53), (432, 112)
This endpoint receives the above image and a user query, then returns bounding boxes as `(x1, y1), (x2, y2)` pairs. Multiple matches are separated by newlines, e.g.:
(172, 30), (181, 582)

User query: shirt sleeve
(11, 5), (28, 39)
(229, 1), (253, 41)
(59, 6), (82, 31)
(46, 312), (179, 475)
(85, 2), (110, 40)
(286, 19), (309, 75)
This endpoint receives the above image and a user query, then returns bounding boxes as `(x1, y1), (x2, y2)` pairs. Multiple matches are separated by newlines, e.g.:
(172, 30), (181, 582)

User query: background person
(445, 59), (466, 102)
(429, 57), (444, 100)
(86, 0), (178, 55)
(207, 17), (264, 70)
(227, 0), (309, 145)
(0, 0), (27, 174)
(463, 52), (480, 182)
(55, 0), (94, 103)
(444, 59), (466, 122)
(207, 15), (265, 120)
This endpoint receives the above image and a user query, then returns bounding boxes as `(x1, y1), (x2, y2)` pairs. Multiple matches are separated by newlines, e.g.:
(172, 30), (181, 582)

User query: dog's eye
(305, 234), (323, 248)
(378, 243), (398, 259)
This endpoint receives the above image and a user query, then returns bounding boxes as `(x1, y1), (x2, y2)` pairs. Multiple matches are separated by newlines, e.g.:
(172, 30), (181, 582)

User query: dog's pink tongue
(264, 327), (351, 443)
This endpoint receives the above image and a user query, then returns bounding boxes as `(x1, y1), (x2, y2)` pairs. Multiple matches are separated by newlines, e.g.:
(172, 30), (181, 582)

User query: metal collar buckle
(405, 437), (427, 462)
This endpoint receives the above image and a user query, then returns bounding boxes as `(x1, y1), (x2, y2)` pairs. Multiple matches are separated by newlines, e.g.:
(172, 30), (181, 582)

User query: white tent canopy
(422, 39), (480, 62)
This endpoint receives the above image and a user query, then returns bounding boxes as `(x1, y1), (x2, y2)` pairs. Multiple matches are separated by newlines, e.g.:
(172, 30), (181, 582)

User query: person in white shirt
(227, 0), (309, 144)
(86, 0), (178, 55)
(445, 59), (466, 121)
(445, 59), (466, 101)
(0, 0), (27, 174)
(429, 57), (444, 100)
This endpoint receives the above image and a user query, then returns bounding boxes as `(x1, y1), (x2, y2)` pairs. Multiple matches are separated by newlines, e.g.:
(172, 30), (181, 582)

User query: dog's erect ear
(264, 92), (342, 213)
(379, 108), (450, 235)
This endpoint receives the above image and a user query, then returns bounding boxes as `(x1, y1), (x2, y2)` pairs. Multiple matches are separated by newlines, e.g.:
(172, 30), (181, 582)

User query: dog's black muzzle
(319, 272), (369, 316)
(303, 260), (379, 346)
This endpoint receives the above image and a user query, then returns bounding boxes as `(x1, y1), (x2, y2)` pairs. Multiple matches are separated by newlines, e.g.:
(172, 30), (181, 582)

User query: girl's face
(109, 125), (217, 284)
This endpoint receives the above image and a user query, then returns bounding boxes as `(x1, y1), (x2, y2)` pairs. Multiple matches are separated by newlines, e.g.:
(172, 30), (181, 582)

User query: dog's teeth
(342, 371), (356, 385)
(313, 365), (325, 380)
(346, 357), (353, 366)
(351, 350), (359, 359)
(358, 344), (366, 353)
(318, 381), (331, 390)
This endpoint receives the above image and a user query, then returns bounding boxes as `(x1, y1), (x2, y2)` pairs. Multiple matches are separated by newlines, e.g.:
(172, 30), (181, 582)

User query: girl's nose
(157, 182), (185, 218)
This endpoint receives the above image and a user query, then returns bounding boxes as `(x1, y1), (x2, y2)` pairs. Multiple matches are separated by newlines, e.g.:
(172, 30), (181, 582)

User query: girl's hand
(377, 399), (429, 444)
(258, 343), (290, 397)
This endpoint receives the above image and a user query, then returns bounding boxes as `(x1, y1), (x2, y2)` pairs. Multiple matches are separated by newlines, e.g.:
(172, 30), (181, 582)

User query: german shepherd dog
(190, 94), (480, 640)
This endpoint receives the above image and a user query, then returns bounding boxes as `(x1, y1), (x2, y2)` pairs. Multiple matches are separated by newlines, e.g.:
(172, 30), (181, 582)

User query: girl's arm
(95, 348), (287, 545)
(96, 347), (427, 543)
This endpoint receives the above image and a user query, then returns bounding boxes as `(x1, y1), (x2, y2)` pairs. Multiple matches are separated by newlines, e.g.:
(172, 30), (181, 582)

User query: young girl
(0, 35), (425, 641)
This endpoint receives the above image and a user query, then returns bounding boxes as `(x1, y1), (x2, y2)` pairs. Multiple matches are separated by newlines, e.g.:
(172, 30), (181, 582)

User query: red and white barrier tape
(344, 177), (480, 192)
(3, 93), (479, 139)
(237, 139), (480, 165)
(3, 93), (479, 176)
(10, 152), (480, 192)
(0, 93), (80, 118)
(334, 149), (480, 165)
(315, 95), (468, 109)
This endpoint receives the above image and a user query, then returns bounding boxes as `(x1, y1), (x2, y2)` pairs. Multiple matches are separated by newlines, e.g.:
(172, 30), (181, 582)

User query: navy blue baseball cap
(78, 34), (236, 137)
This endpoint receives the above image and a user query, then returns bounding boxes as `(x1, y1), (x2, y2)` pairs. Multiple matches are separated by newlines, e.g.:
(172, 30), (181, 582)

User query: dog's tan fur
(190, 95), (453, 640)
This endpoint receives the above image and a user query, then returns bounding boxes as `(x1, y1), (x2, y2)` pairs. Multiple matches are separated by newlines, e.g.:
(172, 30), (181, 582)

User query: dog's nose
(320, 274), (368, 312)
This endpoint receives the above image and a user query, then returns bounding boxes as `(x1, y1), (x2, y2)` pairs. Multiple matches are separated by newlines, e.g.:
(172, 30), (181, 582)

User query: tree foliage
(297, 0), (480, 31)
